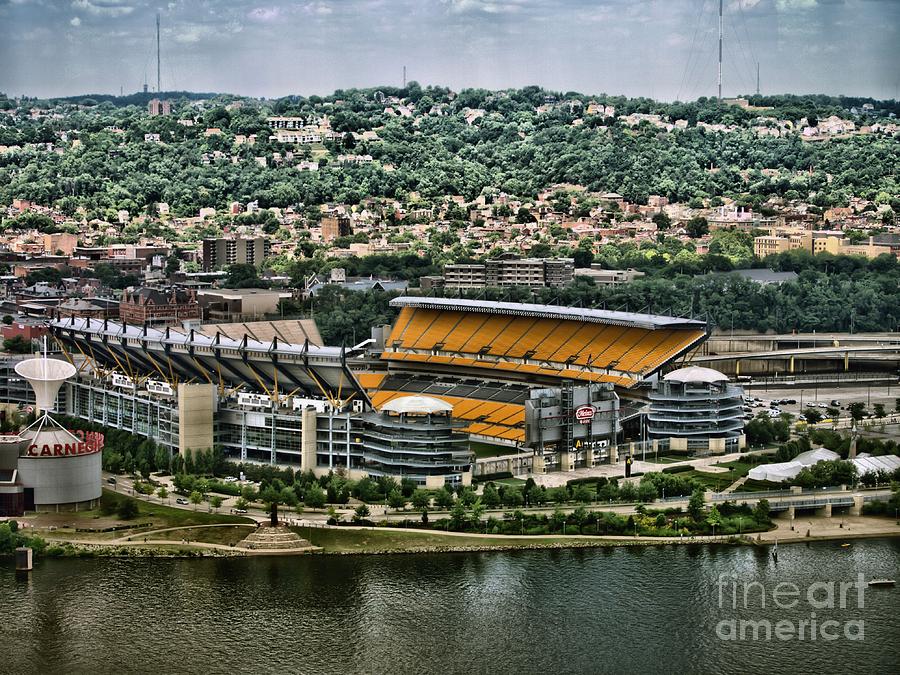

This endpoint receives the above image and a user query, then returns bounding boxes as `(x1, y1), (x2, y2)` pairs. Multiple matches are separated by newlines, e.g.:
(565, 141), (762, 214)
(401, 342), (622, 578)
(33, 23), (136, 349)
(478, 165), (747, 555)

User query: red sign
(575, 405), (595, 423)
(24, 430), (104, 458)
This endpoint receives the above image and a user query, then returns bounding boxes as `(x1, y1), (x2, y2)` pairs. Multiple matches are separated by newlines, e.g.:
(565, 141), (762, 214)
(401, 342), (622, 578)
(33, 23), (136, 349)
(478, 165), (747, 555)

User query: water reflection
(1, 540), (898, 675)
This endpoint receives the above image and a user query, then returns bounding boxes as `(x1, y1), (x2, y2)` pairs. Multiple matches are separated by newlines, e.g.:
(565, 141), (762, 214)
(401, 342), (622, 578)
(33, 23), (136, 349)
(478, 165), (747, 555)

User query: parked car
(176, 498), (189, 505)
(106, 477), (117, 485)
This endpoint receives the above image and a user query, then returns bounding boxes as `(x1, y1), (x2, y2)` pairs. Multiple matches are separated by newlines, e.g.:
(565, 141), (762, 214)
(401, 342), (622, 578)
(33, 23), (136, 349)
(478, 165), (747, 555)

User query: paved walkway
(525, 449), (772, 487)
(722, 476), (748, 494)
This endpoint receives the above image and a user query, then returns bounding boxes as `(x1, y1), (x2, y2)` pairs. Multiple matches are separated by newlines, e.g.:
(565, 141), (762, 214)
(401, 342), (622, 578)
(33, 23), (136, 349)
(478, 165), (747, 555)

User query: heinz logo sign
(575, 405), (595, 423)
(24, 430), (105, 458)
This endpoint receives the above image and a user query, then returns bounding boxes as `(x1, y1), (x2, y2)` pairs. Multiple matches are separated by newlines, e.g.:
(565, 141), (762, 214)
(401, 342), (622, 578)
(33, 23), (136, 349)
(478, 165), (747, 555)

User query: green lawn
(736, 479), (786, 493)
(292, 526), (621, 553)
(644, 456), (688, 464)
(470, 441), (518, 459)
(100, 490), (254, 528)
(152, 525), (254, 546)
(493, 477), (527, 487)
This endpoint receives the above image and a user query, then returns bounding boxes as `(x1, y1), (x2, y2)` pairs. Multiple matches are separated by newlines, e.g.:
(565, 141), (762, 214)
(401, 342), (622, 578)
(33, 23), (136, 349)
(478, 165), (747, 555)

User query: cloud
(248, 6), (280, 22)
(173, 24), (214, 43)
(70, 0), (134, 17)
(70, 16), (81, 26)
(442, 0), (526, 15)
(775, 0), (818, 9)
(303, 2), (332, 15)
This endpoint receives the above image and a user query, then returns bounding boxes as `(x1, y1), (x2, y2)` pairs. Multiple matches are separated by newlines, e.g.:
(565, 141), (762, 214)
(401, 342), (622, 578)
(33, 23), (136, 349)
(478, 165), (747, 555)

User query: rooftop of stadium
(381, 297), (708, 387)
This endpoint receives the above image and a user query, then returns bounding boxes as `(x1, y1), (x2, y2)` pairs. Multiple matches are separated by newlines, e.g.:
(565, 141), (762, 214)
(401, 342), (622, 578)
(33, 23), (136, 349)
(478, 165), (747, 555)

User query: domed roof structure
(662, 366), (729, 384)
(380, 395), (454, 415)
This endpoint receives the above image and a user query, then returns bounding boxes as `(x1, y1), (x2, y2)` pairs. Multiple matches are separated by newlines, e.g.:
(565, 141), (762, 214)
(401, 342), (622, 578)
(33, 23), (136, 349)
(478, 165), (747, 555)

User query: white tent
(748, 461), (803, 483)
(794, 448), (840, 465)
(747, 448), (841, 483)
(851, 455), (900, 476)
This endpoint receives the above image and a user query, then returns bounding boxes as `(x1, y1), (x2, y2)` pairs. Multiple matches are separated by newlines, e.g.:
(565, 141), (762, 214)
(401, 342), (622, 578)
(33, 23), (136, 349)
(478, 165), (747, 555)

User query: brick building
(119, 287), (200, 326)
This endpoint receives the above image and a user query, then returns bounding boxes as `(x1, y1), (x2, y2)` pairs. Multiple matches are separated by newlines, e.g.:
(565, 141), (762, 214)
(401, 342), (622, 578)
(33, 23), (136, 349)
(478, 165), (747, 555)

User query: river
(2, 539), (899, 674)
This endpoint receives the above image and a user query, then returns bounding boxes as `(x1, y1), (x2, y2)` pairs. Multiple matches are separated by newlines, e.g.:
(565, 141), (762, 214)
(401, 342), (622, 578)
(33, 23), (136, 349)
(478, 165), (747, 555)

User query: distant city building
(201, 236), (270, 272)
(119, 287), (200, 326)
(442, 256), (574, 289)
(198, 288), (293, 322)
(574, 267), (645, 286)
(321, 216), (352, 243)
(147, 99), (171, 116)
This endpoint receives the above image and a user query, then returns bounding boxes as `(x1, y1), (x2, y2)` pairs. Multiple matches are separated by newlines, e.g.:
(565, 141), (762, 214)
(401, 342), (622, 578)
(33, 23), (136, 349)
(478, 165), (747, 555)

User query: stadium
(0, 296), (714, 487)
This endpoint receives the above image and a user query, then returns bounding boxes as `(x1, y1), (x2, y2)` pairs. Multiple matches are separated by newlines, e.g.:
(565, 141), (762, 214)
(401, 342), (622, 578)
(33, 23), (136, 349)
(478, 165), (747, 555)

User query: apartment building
(201, 236), (270, 272)
(148, 99), (171, 116)
(754, 227), (895, 260)
(321, 216), (352, 243)
(443, 257), (574, 289)
(266, 116), (307, 130)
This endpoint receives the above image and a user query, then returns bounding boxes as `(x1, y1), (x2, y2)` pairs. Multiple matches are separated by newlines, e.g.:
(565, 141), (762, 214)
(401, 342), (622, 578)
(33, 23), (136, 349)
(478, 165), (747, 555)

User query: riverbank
(292, 513), (900, 555)
(7, 496), (899, 558)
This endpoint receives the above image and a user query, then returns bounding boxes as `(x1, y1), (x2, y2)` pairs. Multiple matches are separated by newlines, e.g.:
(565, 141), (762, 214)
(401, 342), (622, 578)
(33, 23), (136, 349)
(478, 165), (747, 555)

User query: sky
(1, 0), (898, 101)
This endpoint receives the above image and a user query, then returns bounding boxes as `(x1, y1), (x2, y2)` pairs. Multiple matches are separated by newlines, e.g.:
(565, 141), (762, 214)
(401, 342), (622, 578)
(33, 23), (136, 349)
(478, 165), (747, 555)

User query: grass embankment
(292, 526), (627, 554)
(29, 490), (254, 543)
(150, 525), (254, 547)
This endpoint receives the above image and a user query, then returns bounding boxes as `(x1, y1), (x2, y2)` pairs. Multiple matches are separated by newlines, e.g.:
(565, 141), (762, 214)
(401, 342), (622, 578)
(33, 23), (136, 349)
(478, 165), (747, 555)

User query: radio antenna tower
(756, 62), (760, 96)
(156, 13), (161, 93)
(717, 0), (723, 100)
(403, 65), (407, 89)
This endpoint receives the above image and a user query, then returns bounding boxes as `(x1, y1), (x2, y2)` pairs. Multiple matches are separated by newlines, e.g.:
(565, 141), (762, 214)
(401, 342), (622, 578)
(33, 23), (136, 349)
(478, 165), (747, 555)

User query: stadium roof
(389, 297), (706, 330)
(49, 317), (367, 408)
(380, 395), (453, 415)
(663, 366), (729, 384)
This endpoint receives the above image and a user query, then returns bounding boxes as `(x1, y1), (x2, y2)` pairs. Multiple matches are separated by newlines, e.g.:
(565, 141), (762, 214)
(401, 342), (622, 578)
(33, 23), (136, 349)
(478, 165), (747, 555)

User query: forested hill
(0, 86), (897, 218)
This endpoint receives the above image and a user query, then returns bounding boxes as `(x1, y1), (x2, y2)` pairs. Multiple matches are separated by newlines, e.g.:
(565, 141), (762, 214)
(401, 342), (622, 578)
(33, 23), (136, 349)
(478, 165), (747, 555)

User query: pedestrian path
(722, 476), (748, 494)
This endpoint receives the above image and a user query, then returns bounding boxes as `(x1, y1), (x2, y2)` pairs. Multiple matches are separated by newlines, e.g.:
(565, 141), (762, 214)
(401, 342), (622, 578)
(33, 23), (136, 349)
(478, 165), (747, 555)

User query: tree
(873, 403), (886, 419)
(848, 402), (867, 422)
(481, 483), (501, 508)
(571, 506), (589, 533)
(210, 495), (223, 512)
(3, 336), (32, 354)
(638, 481), (657, 504)
(235, 497), (249, 510)
(449, 501), (467, 530)
(652, 212), (671, 230)
(304, 484), (327, 509)
(685, 217), (709, 238)
(706, 505), (723, 535)
(470, 499), (486, 528)
(434, 486), (455, 509)
(411, 489), (431, 510)
(550, 508), (566, 533)
(688, 489), (705, 522)
(117, 498), (139, 520)
(156, 486), (168, 502)
(753, 499), (771, 524)
(802, 408), (824, 424)
(826, 406), (841, 428)
(352, 503), (371, 523)
(572, 484), (593, 503)
(387, 489), (407, 510)
(189, 491), (203, 510)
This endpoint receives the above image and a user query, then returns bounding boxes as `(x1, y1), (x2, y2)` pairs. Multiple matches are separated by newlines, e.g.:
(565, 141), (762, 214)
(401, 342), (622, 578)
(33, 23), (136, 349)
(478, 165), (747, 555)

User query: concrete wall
(178, 383), (215, 455)
(300, 406), (317, 471)
(17, 451), (101, 507)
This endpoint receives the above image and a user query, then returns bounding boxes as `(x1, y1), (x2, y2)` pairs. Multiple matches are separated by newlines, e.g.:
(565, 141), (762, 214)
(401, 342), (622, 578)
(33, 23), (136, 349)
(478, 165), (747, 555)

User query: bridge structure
(691, 331), (900, 377)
